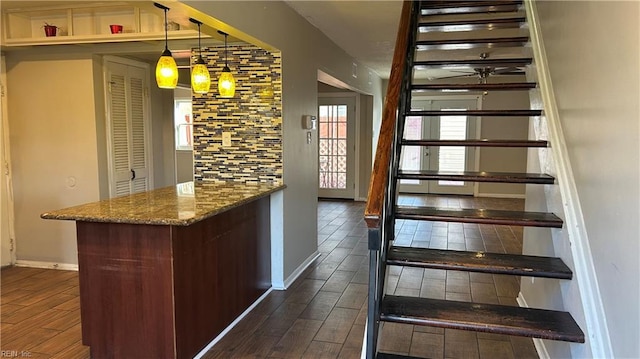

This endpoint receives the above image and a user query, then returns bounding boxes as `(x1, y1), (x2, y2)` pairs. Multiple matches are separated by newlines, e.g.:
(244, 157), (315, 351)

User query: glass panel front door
(318, 96), (356, 199)
(319, 104), (348, 190)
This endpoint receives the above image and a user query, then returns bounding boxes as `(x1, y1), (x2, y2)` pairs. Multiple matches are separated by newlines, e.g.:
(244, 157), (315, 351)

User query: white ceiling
(285, 0), (403, 79)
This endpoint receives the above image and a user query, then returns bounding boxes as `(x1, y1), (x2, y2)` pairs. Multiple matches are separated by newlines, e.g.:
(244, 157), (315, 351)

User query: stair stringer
(521, 1), (613, 358)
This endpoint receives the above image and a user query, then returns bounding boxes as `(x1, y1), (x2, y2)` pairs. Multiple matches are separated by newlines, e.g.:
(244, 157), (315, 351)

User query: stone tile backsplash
(192, 45), (282, 185)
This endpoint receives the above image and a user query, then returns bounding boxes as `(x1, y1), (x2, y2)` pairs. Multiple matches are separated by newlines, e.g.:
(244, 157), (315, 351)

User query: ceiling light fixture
(217, 31), (235, 98)
(154, 3), (178, 89)
(189, 18), (211, 94)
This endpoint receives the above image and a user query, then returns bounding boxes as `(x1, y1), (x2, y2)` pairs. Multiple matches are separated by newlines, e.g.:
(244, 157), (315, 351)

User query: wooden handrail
(364, 1), (414, 228)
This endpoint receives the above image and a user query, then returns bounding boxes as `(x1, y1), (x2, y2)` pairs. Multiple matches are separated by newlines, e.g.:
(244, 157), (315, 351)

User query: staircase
(364, 1), (585, 358)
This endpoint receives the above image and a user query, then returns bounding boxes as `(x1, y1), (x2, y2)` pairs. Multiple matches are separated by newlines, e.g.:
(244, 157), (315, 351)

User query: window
(438, 114), (467, 186)
(174, 99), (193, 150)
(400, 114), (422, 185)
(319, 104), (348, 189)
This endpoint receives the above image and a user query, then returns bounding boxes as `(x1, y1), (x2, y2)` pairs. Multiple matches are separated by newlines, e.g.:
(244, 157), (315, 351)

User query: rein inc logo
(1, 351), (31, 358)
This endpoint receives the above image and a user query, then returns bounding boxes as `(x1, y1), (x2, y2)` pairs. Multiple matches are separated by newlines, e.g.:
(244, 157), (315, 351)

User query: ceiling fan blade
(492, 66), (524, 75)
(432, 73), (478, 80)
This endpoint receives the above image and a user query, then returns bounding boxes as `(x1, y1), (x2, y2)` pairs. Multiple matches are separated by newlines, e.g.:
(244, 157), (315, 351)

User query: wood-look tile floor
(1, 194), (539, 358)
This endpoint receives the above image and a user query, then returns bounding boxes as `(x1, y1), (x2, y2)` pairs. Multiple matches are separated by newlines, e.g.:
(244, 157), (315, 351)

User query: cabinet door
(105, 60), (152, 198)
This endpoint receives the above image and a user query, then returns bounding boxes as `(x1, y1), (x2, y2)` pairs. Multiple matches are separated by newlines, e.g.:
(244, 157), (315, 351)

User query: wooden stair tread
(420, 11), (525, 23)
(416, 36), (529, 50)
(413, 57), (533, 69)
(388, 247), (573, 279)
(406, 109), (542, 117)
(419, 15), (526, 32)
(396, 170), (555, 184)
(380, 295), (585, 343)
(412, 82), (536, 91)
(395, 206), (563, 228)
(377, 353), (420, 359)
(401, 139), (548, 147)
(414, 57), (532, 69)
(422, 1), (523, 9)
(422, 1), (523, 16)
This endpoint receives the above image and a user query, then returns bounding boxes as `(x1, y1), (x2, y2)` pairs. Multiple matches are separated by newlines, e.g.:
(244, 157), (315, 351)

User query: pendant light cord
(224, 33), (228, 67)
(154, 3), (171, 51)
(198, 23), (202, 57)
(163, 8), (168, 50)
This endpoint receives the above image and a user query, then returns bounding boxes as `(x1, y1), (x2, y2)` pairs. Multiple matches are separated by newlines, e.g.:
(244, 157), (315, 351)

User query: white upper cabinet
(2, 2), (199, 46)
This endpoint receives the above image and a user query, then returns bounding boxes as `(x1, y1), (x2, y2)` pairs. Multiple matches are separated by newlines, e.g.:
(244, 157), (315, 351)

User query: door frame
(1, 55), (16, 266)
(318, 92), (360, 200)
(402, 94), (483, 196)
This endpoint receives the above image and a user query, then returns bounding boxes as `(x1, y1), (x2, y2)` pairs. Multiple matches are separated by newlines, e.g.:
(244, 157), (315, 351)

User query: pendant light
(217, 31), (236, 98)
(154, 3), (178, 89)
(189, 18), (211, 94)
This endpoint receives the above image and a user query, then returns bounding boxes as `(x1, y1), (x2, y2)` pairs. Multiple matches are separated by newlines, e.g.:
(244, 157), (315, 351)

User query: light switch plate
(222, 132), (231, 147)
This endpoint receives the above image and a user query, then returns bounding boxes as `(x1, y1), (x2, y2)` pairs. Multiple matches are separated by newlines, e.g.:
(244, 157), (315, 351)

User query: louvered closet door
(106, 60), (151, 198)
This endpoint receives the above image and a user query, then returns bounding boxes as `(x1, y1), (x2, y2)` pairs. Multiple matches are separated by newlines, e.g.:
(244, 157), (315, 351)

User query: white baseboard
(361, 319), (368, 359)
(272, 251), (320, 290)
(193, 288), (273, 359)
(15, 260), (78, 271)
(475, 192), (526, 199)
(517, 292), (550, 359)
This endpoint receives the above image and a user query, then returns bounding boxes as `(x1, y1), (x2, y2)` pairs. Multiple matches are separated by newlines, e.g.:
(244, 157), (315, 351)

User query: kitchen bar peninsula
(42, 181), (285, 359)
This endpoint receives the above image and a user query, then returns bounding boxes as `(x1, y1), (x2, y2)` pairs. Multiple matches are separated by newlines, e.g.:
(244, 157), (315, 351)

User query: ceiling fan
(431, 52), (525, 84)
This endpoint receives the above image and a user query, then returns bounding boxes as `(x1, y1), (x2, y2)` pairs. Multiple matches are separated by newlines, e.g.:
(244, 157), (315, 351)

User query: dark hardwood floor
(0, 194), (538, 358)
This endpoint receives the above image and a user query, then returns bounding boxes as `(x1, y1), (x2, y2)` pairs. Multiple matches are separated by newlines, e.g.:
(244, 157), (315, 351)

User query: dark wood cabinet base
(76, 197), (271, 359)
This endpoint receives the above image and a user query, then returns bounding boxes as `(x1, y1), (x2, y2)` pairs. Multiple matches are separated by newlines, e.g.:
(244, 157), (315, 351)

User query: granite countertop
(41, 181), (285, 226)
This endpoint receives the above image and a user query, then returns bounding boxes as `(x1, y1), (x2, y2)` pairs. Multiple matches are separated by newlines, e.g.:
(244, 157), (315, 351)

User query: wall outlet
(222, 132), (231, 147)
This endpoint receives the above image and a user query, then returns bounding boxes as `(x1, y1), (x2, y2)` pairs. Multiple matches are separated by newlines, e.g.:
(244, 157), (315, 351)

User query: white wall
(478, 78), (529, 197)
(183, 1), (384, 281)
(523, 1), (639, 358)
(6, 55), (101, 265)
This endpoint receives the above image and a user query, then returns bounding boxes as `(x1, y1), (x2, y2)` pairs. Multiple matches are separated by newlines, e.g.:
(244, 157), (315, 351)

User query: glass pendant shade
(218, 66), (236, 98)
(156, 48), (179, 89)
(191, 57), (211, 94)
(154, 3), (177, 89)
(217, 31), (236, 98)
